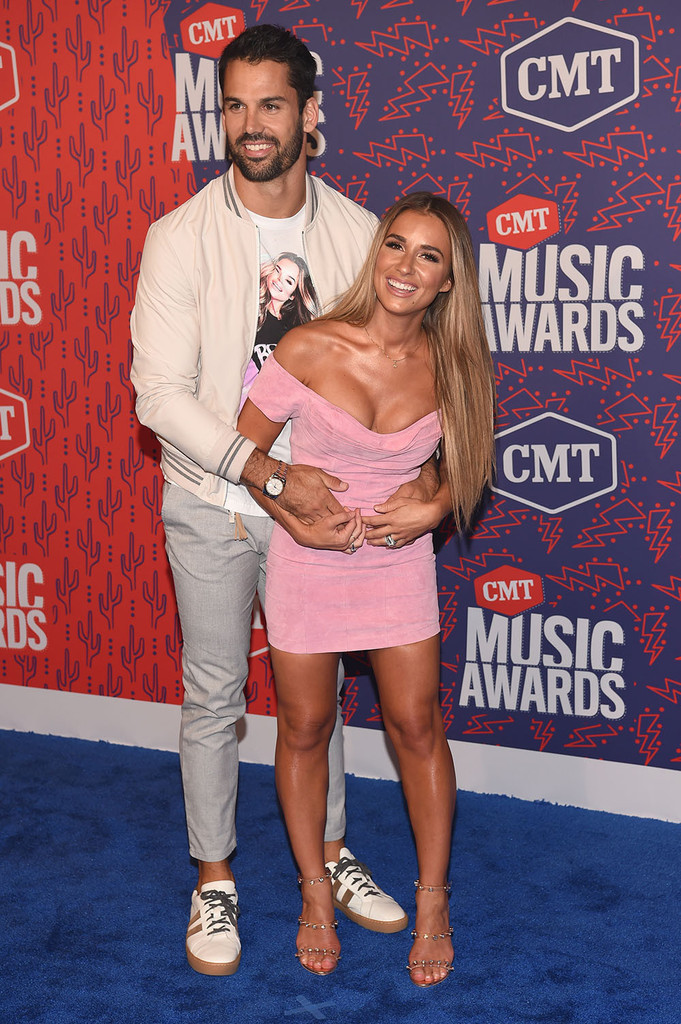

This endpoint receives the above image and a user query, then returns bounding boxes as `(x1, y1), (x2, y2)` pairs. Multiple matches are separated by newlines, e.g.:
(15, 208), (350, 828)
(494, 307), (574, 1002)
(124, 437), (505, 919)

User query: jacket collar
(222, 164), (318, 226)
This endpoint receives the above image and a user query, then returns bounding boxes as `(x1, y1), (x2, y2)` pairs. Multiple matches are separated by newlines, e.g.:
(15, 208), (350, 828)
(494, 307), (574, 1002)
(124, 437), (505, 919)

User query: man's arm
(130, 219), (256, 485)
(237, 397), (349, 525)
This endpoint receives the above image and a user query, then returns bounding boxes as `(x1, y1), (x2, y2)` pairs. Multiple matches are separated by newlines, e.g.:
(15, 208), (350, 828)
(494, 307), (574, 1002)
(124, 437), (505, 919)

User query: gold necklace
(363, 324), (420, 369)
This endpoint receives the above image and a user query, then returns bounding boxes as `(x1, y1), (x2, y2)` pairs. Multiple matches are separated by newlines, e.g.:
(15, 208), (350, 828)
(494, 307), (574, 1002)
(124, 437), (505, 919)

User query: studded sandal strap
(414, 879), (452, 893)
(410, 927), (453, 940)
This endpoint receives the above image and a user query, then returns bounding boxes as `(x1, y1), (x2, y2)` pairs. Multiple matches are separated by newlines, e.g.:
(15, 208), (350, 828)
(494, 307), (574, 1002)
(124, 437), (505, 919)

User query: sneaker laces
(331, 855), (382, 897)
(200, 889), (240, 934)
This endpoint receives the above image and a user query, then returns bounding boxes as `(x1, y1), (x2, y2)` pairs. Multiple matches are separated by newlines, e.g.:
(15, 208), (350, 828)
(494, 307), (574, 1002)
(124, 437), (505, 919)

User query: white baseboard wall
(1, 683), (679, 823)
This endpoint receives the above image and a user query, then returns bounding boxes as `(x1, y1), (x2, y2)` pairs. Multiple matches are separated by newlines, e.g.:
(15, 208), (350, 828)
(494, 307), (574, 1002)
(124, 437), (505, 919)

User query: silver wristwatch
(263, 460), (288, 499)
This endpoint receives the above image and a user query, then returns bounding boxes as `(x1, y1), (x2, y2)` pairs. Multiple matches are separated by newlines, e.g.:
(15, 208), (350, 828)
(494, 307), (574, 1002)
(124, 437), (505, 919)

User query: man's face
(221, 59), (317, 183)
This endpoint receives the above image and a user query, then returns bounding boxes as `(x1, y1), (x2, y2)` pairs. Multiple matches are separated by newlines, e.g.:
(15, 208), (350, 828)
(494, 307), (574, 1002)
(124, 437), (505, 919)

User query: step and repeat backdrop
(1, 0), (679, 779)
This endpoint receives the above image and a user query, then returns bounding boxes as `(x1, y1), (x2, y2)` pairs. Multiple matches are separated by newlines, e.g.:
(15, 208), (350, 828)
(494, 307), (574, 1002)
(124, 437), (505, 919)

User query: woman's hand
(362, 483), (451, 549)
(278, 507), (367, 554)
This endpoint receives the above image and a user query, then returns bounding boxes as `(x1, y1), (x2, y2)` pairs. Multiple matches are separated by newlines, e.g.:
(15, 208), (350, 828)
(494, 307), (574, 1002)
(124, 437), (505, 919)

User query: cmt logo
(0, 388), (30, 463)
(475, 566), (543, 617)
(494, 412), (617, 513)
(180, 4), (245, 60)
(501, 18), (639, 132)
(487, 194), (560, 250)
(0, 42), (19, 112)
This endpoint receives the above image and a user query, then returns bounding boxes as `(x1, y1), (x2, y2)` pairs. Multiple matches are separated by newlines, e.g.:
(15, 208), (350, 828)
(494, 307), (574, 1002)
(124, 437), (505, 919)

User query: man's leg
(162, 485), (273, 974)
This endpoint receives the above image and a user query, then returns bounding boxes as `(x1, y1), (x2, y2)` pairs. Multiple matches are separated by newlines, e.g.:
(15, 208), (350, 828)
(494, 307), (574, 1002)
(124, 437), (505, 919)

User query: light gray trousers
(161, 483), (346, 862)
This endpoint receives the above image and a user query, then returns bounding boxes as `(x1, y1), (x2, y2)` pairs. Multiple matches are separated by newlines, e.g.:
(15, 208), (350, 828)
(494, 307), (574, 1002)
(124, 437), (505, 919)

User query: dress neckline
(269, 356), (440, 438)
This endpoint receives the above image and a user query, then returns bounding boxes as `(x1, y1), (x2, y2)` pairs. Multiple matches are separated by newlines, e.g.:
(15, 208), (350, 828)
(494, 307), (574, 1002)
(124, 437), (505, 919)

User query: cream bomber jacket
(130, 166), (378, 507)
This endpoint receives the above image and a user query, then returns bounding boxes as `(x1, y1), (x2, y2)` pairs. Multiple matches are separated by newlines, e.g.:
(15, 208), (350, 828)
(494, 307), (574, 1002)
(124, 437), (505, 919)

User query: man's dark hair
(218, 25), (317, 112)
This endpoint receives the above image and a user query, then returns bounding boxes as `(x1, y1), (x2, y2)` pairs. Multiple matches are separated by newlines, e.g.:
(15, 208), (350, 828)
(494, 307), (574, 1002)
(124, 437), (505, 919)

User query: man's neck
(232, 160), (307, 219)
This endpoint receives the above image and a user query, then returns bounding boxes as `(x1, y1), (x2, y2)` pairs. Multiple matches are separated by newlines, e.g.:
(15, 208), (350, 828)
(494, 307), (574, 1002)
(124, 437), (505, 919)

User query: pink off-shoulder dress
(248, 355), (442, 654)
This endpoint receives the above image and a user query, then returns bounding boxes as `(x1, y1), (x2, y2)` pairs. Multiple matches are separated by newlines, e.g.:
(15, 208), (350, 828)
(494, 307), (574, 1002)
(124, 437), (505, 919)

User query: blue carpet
(0, 729), (679, 1024)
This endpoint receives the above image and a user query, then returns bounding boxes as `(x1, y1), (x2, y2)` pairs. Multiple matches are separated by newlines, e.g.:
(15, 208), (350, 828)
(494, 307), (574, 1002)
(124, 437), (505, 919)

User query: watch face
(265, 476), (285, 497)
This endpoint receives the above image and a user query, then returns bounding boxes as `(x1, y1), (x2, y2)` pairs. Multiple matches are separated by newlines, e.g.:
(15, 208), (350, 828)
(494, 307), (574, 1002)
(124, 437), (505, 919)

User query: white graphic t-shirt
(223, 207), (320, 516)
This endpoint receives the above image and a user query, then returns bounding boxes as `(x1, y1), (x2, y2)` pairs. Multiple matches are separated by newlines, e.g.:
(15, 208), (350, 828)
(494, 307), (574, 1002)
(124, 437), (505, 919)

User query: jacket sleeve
(129, 218), (255, 485)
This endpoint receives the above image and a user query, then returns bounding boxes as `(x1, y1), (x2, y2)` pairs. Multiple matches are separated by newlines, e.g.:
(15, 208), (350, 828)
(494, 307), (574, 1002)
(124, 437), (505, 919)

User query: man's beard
(229, 120), (305, 182)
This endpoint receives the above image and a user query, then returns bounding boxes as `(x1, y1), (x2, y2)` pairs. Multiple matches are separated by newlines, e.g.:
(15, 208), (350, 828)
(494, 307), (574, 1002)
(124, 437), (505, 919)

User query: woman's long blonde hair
(321, 191), (496, 533)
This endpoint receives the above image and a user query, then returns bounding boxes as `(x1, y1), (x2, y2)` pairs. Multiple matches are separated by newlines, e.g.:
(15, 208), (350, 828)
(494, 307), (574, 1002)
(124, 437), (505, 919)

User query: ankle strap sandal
(298, 869), (332, 886)
(414, 880), (452, 894)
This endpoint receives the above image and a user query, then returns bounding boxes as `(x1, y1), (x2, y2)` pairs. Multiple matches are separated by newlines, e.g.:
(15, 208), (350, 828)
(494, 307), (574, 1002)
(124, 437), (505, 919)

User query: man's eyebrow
(386, 232), (445, 256)
(222, 94), (288, 104)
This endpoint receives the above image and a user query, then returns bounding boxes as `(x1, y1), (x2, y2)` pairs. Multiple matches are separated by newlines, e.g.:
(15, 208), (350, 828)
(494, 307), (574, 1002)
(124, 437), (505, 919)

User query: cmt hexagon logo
(475, 566), (544, 618)
(494, 412), (617, 514)
(487, 194), (560, 250)
(501, 18), (639, 133)
(0, 388), (30, 462)
(0, 42), (19, 113)
(180, 4), (245, 60)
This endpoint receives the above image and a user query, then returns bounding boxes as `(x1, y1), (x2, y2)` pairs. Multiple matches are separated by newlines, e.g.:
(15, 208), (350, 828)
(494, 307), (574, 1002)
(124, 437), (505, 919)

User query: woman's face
(373, 210), (452, 317)
(266, 258), (300, 306)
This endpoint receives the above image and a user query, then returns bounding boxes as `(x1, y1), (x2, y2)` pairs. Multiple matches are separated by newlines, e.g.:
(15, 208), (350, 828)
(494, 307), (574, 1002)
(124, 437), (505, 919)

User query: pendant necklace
(363, 324), (420, 369)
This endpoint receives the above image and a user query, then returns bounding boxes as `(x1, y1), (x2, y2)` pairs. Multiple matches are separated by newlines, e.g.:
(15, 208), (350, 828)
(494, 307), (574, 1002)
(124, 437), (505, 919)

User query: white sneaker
(185, 880), (241, 975)
(325, 847), (408, 933)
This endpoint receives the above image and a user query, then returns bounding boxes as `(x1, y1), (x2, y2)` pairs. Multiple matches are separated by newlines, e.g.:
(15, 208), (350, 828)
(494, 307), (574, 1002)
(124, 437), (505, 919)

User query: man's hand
(279, 506), (366, 552)
(240, 448), (348, 523)
(277, 464), (348, 523)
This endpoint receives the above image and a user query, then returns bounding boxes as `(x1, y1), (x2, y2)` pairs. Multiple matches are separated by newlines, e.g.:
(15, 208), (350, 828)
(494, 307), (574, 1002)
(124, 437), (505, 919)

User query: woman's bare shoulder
(274, 321), (346, 382)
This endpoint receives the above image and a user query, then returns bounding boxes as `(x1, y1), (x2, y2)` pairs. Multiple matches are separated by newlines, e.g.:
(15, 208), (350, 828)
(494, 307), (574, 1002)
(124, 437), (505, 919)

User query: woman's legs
(369, 635), (456, 986)
(270, 646), (342, 974)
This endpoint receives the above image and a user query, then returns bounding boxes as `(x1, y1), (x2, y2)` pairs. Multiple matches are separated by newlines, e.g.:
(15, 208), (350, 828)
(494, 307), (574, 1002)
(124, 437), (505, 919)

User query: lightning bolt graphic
(346, 71), (370, 129)
(664, 183), (681, 241)
(439, 589), (459, 644)
(652, 575), (681, 603)
(380, 63), (450, 121)
(646, 508), (672, 563)
(456, 130), (537, 169)
(553, 358), (636, 387)
(647, 677), (681, 704)
(463, 715), (514, 736)
(355, 21), (433, 58)
(640, 611), (666, 664)
(350, 0), (370, 17)
(447, 179), (471, 215)
(635, 713), (662, 766)
(538, 515), (562, 554)
(496, 387), (544, 420)
(546, 559), (625, 594)
(341, 677), (360, 724)
(450, 70), (474, 129)
(598, 393), (653, 433)
(657, 292), (681, 352)
(440, 684), (457, 731)
(554, 180), (579, 233)
(589, 174), (666, 231)
(564, 131), (648, 169)
(659, 471), (681, 496)
(461, 17), (538, 56)
(250, 0), (269, 19)
(574, 500), (646, 549)
(530, 719), (555, 751)
(354, 132), (429, 168)
(440, 551), (518, 582)
(652, 402), (678, 459)
(565, 724), (618, 749)
(473, 500), (529, 540)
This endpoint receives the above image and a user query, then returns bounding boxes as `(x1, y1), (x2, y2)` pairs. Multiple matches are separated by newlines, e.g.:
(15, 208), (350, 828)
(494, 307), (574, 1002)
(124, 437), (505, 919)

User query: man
(131, 25), (440, 976)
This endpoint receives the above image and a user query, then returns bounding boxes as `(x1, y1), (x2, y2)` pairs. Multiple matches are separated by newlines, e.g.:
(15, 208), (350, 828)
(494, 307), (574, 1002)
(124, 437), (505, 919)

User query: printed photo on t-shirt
(240, 252), (320, 406)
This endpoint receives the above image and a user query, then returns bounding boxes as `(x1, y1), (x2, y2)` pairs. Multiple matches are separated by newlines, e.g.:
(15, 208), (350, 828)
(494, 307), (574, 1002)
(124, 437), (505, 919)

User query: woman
(238, 193), (496, 986)
(258, 252), (317, 332)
